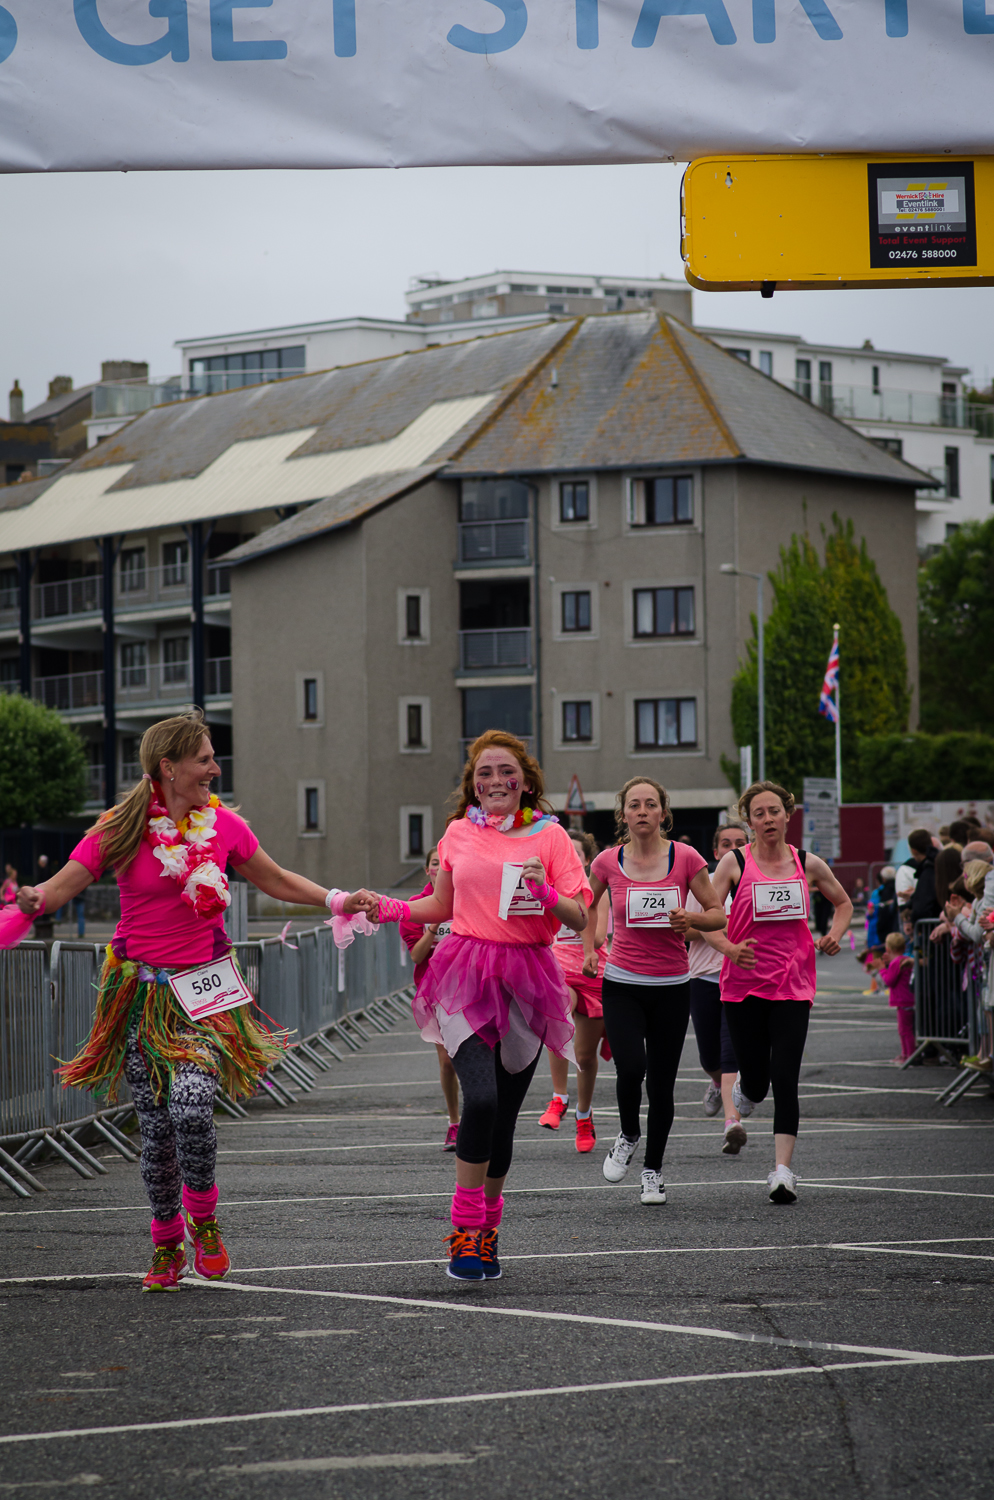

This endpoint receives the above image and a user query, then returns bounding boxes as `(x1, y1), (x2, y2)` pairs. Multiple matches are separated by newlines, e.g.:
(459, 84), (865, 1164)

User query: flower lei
(145, 785), (231, 920)
(466, 805), (559, 834)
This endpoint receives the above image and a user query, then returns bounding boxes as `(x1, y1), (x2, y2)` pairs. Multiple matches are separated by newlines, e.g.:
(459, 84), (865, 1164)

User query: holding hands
(15, 885), (44, 917)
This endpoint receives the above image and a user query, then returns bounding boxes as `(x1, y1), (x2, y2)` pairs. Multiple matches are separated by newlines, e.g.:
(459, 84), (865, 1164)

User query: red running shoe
(142, 1243), (188, 1293)
(442, 1123), (459, 1152)
(539, 1096), (567, 1130)
(185, 1214), (231, 1281)
(575, 1115), (596, 1153)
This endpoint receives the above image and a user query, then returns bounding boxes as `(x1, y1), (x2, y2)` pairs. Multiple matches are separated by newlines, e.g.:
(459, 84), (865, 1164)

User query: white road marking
(2, 1357), (992, 1447)
(211, 1450), (485, 1475)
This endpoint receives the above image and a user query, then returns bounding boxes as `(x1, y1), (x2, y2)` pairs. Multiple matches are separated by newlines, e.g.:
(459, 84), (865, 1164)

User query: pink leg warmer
(451, 1183), (486, 1229)
(182, 1184), (219, 1220)
(484, 1193), (504, 1231)
(150, 1212), (185, 1246)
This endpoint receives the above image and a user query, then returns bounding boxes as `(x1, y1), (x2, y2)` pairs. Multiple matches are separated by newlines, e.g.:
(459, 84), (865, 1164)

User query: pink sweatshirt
(880, 953), (914, 1008)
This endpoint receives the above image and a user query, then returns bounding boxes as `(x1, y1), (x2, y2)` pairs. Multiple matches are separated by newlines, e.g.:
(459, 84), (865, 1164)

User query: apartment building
(699, 325), (993, 549)
(215, 312), (922, 887)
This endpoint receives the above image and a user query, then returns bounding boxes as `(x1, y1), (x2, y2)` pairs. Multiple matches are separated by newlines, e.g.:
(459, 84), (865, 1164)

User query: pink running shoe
(442, 1123), (459, 1152)
(575, 1116), (596, 1153)
(142, 1243), (188, 1293)
(185, 1214), (231, 1281)
(539, 1097), (567, 1130)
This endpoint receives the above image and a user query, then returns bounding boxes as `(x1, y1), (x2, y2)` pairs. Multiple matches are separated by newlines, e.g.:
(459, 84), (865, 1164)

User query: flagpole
(834, 621), (842, 809)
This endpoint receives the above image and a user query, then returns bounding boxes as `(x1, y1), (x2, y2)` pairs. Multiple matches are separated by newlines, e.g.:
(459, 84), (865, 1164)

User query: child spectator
(879, 931), (915, 1064)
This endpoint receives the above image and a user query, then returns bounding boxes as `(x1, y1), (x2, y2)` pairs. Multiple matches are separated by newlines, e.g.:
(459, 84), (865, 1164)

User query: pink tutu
(413, 934), (575, 1073)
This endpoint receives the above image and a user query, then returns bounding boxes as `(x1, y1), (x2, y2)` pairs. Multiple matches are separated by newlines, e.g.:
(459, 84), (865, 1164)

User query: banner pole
(834, 622), (842, 810)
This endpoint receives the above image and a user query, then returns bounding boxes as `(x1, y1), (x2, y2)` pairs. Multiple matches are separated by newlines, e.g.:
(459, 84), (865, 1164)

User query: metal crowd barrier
(903, 919), (991, 1105)
(0, 925), (415, 1195)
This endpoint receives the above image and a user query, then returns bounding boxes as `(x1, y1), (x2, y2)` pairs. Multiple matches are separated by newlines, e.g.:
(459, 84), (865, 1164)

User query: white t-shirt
(895, 864), (918, 903)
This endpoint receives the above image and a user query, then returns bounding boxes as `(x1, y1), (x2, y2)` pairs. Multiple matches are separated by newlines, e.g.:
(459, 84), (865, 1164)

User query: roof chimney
(101, 361), (148, 383)
(8, 380), (23, 422)
(48, 375), (73, 400)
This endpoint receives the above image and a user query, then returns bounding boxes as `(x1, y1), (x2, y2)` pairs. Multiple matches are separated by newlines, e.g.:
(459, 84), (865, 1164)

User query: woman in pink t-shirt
(373, 730), (591, 1283)
(15, 710), (375, 1293)
(706, 780), (852, 1205)
(588, 777), (725, 1206)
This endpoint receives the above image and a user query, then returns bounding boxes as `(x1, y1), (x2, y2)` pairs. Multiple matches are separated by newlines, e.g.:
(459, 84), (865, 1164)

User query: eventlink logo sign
(0, 0), (993, 68)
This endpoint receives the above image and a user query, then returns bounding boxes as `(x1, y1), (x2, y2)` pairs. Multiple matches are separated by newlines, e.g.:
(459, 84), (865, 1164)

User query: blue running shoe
(445, 1228), (485, 1282)
(479, 1228), (502, 1280)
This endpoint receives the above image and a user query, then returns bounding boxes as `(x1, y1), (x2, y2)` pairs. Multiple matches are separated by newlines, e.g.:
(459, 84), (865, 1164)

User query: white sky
(3, 161), (991, 412)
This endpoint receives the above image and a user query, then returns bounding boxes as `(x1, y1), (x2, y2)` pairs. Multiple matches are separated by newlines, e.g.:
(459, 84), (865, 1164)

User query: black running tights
(601, 977), (690, 1172)
(722, 997), (810, 1137)
(450, 1037), (540, 1180)
(123, 1037), (217, 1221)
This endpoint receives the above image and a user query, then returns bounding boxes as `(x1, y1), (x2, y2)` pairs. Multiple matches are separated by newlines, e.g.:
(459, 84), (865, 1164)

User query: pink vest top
(720, 844), (816, 1005)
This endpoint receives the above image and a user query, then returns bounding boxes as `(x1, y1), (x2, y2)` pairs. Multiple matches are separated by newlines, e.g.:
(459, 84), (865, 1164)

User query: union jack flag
(819, 632), (839, 724)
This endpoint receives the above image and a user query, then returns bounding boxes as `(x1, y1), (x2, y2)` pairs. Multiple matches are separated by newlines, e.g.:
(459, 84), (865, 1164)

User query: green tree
(0, 695), (87, 827)
(727, 516), (910, 794)
(919, 516), (994, 733)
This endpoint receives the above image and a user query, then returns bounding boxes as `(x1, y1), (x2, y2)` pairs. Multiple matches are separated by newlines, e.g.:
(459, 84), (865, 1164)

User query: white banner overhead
(0, 2), (992, 173)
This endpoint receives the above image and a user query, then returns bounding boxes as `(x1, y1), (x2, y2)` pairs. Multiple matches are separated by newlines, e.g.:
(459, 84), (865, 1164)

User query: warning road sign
(565, 775), (587, 814)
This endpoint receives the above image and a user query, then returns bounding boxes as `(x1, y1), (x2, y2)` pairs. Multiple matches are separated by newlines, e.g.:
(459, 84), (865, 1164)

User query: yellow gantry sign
(681, 155), (994, 293)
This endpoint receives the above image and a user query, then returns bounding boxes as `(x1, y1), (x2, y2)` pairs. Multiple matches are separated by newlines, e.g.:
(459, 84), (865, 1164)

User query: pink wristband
(524, 879), (559, 909)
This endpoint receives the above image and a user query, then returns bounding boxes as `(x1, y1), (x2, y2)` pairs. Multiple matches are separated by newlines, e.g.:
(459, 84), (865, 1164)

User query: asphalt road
(2, 949), (992, 1499)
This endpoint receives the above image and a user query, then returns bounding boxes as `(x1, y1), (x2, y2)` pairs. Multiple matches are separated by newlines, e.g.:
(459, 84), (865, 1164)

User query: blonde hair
(86, 710), (213, 870)
(449, 730), (553, 824)
(614, 776), (673, 843)
(738, 780), (796, 821)
(885, 931), (906, 954)
(963, 859), (990, 899)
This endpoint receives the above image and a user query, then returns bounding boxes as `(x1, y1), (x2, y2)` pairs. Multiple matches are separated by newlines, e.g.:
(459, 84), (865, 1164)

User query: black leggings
(722, 997), (810, 1137)
(451, 1037), (540, 1179)
(123, 1036), (217, 1221)
(601, 977), (690, 1172)
(689, 978), (738, 1075)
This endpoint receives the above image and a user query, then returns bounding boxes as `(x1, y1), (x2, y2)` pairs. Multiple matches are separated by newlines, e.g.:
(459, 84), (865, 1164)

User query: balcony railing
(33, 656), (232, 712)
(792, 382), (994, 434)
(23, 563), (231, 627)
(84, 765), (104, 804)
(459, 628), (531, 672)
(458, 518), (530, 565)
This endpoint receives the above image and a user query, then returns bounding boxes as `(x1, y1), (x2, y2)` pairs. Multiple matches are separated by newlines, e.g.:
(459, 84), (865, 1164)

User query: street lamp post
(721, 564), (765, 783)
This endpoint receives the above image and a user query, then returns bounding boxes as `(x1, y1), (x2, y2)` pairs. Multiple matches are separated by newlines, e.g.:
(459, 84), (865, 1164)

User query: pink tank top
(720, 844), (816, 1005)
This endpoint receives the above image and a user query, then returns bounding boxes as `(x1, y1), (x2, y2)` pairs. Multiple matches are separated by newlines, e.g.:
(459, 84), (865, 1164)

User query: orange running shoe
(539, 1096), (567, 1130)
(445, 1228), (485, 1282)
(478, 1228), (502, 1280)
(185, 1214), (231, 1281)
(142, 1243), (188, 1293)
(575, 1115), (596, 1153)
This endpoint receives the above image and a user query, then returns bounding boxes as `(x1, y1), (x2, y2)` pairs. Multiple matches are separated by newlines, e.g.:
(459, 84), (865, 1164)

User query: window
(190, 345), (305, 395)
(633, 587), (695, 638)
(635, 698), (697, 749)
(0, 657), (19, 689)
(728, 348), (751, 363)
(628, 476), (693, 528)
(304, 787), (320, 832)
(119, 547), (147, 593)
(303, 678), (319, 721)
(561, 590), (592, 633)
(459, 481), (529, 563)
(559, 481), (589, 523)
(297, 671), (324, 726)
(399, 697), (431, 753)
(120, 641), (147, 688)
(462, 686), (531, 743)
(945, 523), (961, 540)
(872, 364), (881, 395)
(795, 358), (812, 401)
(759, 350), (773, 377)
(945, 446), (961, 499)
(398, 588), (430, 644)
(162, 539), (188, 587)
(400, 805), (433, 862)
(405, 594), (422, 639)
(162, 636), (189, 684)
(818, 360), (833, 410)
(871, 436), (903, 458)
(562, 700), (593, 743)
(0, 567), (17, 611)
(406, 702), (424, 748)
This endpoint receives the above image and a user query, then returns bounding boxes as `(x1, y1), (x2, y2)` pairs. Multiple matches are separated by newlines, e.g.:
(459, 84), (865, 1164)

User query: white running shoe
(602, 1132), (639, 1183)
(702, 1082), (722, 1117)
(732, 1074), (757, 1118)
(767, 1165), (798, 1204)
(722, 1121), (748, 1155)
(639, 1169), (666, 1205)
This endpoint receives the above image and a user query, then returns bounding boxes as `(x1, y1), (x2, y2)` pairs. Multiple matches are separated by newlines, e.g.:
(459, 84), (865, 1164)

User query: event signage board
(0, 5), (994, 173)
(682, 155), (994, 290)
(802, 777), (840, 862)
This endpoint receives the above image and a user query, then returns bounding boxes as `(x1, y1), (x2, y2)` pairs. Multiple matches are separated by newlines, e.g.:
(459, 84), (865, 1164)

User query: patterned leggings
(123, 1037), (217, 1221)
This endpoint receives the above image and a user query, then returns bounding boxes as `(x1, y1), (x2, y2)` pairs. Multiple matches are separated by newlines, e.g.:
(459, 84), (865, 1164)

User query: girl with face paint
(371, 730), (592, 1283)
